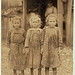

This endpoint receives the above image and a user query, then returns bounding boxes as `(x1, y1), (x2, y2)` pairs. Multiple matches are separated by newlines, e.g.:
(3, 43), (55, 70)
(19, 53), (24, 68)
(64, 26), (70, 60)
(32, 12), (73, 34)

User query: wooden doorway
(26, 0), (57, 28)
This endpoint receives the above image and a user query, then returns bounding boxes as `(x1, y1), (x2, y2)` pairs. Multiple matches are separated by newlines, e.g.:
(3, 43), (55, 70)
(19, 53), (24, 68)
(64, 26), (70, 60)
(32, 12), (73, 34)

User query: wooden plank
(23, 0), (27, 30)
(57, 0), (63, 42)
(66, 0), (72, 46)
(2, 17), (8, 41)
(69, 12), (73, 47)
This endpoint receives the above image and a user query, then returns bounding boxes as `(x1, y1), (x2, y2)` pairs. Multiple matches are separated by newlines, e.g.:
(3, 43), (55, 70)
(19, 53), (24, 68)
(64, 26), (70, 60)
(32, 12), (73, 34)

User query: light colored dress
(42, 26), (62, 68)
(7, 28), (26, 70)
(25, 28), (43, 68)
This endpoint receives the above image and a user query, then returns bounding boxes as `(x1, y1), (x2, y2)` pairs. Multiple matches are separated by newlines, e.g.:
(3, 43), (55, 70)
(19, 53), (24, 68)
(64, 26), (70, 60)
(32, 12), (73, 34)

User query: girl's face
(30, 18), (40, 28)
(48, 17), (57, 28)
(13, 19), (21, 29)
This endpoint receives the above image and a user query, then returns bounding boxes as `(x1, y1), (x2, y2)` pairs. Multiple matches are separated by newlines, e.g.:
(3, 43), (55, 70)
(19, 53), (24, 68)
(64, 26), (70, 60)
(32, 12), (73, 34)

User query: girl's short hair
(28, 13), (42, 28)
(45, 14), (57, 26)
(13, 16), (21, 23)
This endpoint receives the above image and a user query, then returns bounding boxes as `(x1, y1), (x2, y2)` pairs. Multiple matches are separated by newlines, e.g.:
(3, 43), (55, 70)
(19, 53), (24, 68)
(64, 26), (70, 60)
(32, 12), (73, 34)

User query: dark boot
(52, 68), (57, 75)
(38, 68), (41, 75)
(13, 69), (17, 75)
(45, 67), (49, 75)
(21, 70), (24, 75)
(31, 68), (34, 75)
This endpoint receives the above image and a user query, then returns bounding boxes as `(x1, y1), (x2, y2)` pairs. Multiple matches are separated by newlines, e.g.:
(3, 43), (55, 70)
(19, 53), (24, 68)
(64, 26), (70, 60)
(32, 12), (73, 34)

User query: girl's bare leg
(45, 67), (49, 75)
(31, 68), (34, 75)
(13, 69), (17, 75)
(52, 68), (57, 75)
(38, 68), (41, 75)
(21, 70), (24, 75)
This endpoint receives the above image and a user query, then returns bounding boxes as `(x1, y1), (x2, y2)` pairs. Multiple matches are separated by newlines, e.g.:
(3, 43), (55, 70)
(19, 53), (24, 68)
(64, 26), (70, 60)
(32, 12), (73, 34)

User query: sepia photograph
(1, 0), (73, 75)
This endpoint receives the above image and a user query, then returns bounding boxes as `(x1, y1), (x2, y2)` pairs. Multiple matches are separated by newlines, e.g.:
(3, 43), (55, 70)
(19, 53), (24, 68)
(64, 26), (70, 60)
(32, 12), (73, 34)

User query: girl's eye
(53, 21), (55, 22)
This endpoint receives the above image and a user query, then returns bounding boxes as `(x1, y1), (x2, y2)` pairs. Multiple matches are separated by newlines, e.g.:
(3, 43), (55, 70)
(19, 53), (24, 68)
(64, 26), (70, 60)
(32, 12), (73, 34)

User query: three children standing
(7, 9), (62, 75)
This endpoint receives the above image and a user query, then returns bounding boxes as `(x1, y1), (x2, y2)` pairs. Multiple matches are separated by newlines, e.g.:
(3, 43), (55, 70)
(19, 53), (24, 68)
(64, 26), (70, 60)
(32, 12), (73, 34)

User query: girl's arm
(23, 29), (30, 54)
(24, 29), (30, 48)
(40, 28), (46, 54)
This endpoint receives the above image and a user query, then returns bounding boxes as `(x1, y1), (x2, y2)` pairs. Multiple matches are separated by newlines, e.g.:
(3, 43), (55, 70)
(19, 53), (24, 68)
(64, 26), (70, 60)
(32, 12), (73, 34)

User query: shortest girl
(7, 16), (26, 75)
(42, 14), (62, 75)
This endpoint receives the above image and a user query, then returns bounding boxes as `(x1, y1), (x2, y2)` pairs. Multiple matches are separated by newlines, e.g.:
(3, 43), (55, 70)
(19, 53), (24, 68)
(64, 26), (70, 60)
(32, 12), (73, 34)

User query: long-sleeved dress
(7, 28), (26, 70)
(25, 28), (43, 68)
(42, 26), (62, 68)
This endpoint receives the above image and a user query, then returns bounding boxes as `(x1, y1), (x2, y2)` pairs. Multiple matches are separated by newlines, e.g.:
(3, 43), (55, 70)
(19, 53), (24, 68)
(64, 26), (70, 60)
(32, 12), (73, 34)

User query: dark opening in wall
(63, 22), (66, 43)
(63, 22), (66, 29)
(27, 0), (57, 28)
(40, 0), (57, 28)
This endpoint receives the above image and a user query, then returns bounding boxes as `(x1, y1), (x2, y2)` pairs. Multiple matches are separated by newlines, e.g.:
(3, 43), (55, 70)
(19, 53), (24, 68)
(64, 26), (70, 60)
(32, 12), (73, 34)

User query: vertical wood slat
(57, 0), (63, 41)
(66, 0), (72, 46)
(1, 16), (4, 41)
(1, 0), (8, 41)
(70, 13), (73, 46)
(23, 0), (27, 31)
(2, 17), (8, 41)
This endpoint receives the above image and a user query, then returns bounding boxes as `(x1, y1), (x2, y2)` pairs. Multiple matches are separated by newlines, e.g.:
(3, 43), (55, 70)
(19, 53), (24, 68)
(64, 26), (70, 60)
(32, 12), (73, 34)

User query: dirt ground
(1, 42), (73, 75)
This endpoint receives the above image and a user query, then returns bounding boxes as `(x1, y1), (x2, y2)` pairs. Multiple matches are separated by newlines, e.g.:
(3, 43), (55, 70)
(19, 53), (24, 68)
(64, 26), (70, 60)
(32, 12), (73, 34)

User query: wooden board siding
(1, 17), (8, 41)
(57, 0), (63, 42)
(66, 0), (72, 46)
(23, 0), (28, 30)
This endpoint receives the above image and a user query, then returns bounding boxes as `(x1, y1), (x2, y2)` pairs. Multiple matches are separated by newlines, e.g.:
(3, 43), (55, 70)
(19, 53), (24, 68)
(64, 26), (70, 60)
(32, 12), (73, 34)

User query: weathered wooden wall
(66, 0), (73, 46)
(1, 0), (8, 41)
(23, 0), (30, 36)
(1, 17), (8, 41)
(57, 0), (63, 41)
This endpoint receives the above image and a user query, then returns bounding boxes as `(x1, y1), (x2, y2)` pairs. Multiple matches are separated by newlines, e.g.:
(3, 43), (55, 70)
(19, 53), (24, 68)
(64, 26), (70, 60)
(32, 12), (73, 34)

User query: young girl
(42, 14), (62, 75)
(24, 13), (43, 75)
(7, 16), (26, 75)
